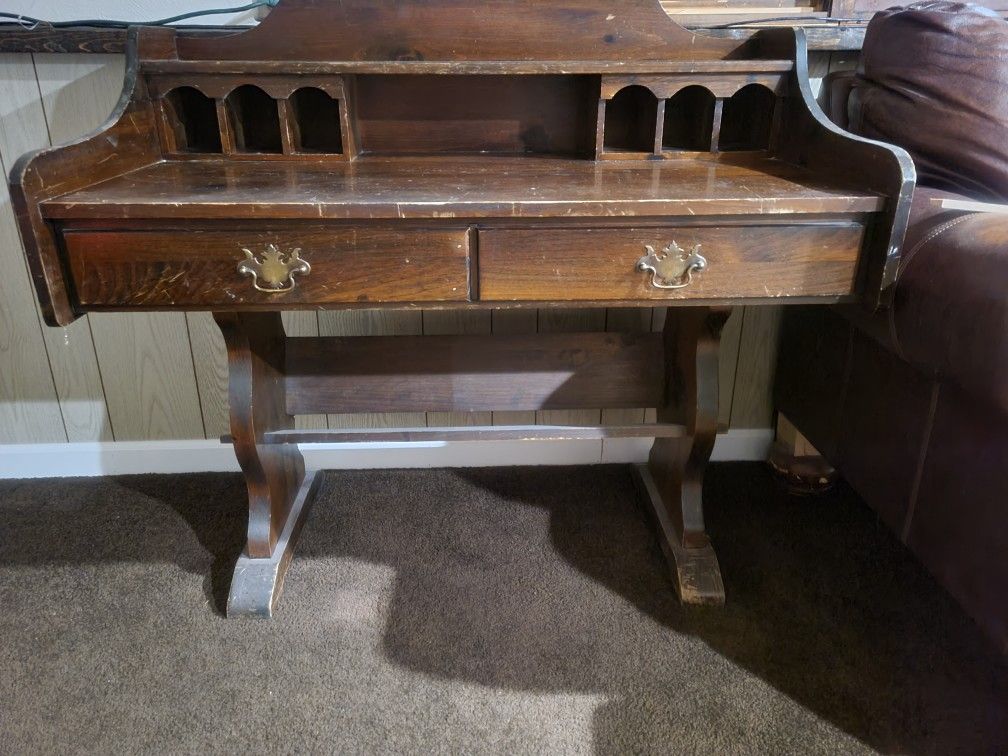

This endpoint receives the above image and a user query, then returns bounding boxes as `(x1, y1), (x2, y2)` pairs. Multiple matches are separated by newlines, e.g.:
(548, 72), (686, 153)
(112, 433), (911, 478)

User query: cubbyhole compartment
(603, 85), (658, 154)
(719, 84), (776, 151)
(662, 86), (716, 152)
(162, 86), (221, 153)
(353, 75), (598, 156)
(225, 84), (283, 153)
(289, 87), (344, 153)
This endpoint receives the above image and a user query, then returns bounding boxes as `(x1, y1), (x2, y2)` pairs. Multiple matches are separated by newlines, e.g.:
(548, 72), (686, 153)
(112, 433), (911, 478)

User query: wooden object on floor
(768, 412), (839, 494)
(214, 312), (318, 616)
(9, 0), (914, 617)
(636, 307), (730, 603)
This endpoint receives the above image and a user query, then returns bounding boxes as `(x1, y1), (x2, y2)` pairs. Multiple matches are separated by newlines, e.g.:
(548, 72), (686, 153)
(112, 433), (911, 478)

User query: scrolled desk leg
(636, 306), (731, 605)
(213, 312), (318, 618)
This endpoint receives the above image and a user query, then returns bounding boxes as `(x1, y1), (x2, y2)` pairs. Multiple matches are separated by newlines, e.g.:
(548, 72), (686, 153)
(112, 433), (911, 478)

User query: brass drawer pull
(238, 244), (311, 293)
(636, 242), (707, 290)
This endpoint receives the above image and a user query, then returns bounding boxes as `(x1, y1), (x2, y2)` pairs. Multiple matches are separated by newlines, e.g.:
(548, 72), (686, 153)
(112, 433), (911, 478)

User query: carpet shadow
(0, 473), (246, 615)
(297, 463), (1008, 753)
(3, 464), (1007, 751)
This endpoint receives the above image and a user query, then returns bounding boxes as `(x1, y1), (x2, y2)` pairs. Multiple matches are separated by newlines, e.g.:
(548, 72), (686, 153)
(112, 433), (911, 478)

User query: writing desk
(10, 0), (914, 617)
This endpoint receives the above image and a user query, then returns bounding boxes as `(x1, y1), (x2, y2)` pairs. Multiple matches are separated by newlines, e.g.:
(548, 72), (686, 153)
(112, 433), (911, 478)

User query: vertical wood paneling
(281, 311), (328, 430)
(729, 306), (784, 428)
(717, 308), (744, 428)
(318, 309), (426, 428)
(185, 312), (230, 438)
(26, 55), (121, 441)
(0, 54), (66, 443)
(490, 309), (538, 426)
(88, 312), (205, 440)
(35, 53), (203, 441)
(423, 310), (493, 427)
(536, 308), (605, 426)
(0, 49), (856, 445)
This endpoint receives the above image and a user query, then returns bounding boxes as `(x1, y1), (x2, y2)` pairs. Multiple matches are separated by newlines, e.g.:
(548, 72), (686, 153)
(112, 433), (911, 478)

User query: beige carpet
(1, 463), (1006, 754)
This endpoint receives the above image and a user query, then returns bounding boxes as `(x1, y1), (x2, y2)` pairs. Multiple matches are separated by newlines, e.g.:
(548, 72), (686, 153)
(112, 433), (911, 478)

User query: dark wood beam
(0, 22), (868, 54)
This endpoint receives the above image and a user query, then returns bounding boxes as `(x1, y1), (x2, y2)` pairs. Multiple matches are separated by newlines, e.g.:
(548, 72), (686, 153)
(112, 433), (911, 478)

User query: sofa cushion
(850, 2), (1008, 202)
(887, 189), (1008, 415)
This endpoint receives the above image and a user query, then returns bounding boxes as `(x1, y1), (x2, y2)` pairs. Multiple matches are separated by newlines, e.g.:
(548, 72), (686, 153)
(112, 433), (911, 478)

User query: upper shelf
(140, 60), (795, 76)
(167, 0), (745, 63)
(42, 154), (884, 221)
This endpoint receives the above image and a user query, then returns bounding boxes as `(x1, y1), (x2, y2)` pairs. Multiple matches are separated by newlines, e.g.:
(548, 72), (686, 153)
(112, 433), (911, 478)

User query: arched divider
(224, 84), (284, 154)
(718, 84), (777, 152)
(602, 85), (659, 154)
(162, 86), (222, 153)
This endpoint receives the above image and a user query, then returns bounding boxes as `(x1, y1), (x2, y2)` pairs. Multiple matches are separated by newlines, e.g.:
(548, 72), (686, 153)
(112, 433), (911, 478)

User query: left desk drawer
(64, 228), (472, 307)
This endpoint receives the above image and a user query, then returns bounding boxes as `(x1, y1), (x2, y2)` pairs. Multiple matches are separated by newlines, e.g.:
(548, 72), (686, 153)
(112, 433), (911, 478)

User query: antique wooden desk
(10, 0), (914, 617)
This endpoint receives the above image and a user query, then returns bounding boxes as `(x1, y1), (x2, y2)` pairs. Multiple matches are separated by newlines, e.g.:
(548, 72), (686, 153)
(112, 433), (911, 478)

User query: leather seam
(890, 213), (974, 362)
(902, 380), (940, 544)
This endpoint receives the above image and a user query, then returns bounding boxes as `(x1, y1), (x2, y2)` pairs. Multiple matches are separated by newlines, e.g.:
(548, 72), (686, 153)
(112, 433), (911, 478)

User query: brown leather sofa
(776, 2), (1008, 652)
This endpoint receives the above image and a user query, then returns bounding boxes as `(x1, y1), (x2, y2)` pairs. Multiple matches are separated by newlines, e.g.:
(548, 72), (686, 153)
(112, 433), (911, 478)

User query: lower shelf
(243, 423), (687, 445)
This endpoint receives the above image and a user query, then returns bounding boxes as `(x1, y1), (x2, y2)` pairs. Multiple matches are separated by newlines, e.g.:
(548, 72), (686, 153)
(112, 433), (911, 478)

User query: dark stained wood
(260, 423), (687, 443)
(42, 155), (884, 221)
(479, 224), (864, 301)
(0, 24), (869, 56)
(64, 227), (471, 307)
(640, 306), (731, 604)
(213, 311), (320, 617)
(352, 75), (598, 156)
(756, 28), (915, 309)
(284, 331), (666, 415)
(172, 0), (744, 62)
(8, 27), (169, 327)
(0, 24), (129, 54)
(8, 0), (914, 617)
(214, 312), (305, 558)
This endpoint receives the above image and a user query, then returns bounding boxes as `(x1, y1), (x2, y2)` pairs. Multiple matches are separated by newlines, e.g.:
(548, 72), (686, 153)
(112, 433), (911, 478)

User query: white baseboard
(0, 429), (772, 479)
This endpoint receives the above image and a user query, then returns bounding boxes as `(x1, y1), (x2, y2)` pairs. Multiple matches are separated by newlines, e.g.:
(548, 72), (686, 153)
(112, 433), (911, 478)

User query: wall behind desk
(0, 51), (851, 448)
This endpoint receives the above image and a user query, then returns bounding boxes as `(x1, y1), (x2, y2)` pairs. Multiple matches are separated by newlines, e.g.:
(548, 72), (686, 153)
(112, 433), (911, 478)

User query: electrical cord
(0, 1), (278, 29)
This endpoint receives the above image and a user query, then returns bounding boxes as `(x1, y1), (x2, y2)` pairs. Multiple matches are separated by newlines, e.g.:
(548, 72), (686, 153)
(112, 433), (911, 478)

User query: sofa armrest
(821, 70), (857, 131)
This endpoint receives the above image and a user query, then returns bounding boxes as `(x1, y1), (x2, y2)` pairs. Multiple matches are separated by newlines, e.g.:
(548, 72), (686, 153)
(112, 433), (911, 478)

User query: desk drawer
(478, 225), (864, 301)
(65, 227), (471, 307)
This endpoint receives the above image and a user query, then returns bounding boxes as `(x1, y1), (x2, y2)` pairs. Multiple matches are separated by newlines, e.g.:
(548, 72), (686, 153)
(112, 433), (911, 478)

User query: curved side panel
(759, 28), (915, 310)
(7, 27), (165, 326)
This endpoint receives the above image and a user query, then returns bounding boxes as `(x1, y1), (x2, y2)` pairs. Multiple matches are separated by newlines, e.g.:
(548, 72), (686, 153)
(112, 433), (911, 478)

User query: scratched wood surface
(0, 51), (840, 444)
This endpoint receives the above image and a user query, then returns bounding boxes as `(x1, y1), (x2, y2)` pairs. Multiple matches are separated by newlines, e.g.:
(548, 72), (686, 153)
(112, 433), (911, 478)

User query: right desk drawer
(477, 224), (865, 301)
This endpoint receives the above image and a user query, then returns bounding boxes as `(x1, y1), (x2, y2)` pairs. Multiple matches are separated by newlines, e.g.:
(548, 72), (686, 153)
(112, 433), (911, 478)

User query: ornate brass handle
(636, 242), (707, 290)
(237, 244), (311, 293)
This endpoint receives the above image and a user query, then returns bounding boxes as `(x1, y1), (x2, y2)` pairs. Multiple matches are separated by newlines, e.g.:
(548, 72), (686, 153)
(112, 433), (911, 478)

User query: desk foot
(634, 463), (724, 604)
(215, 311), (311, 619)
(643, 307), (731, 606)
(228, 470), (321, 618)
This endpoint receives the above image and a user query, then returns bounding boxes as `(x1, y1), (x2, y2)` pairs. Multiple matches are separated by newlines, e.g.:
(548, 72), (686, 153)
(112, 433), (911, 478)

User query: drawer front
(65, 227), (471, 307)
(478, 224), (864, 301)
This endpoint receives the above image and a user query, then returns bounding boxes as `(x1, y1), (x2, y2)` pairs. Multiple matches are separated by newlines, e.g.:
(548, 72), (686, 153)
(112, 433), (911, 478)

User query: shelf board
(252, 424), (687, 444)
(44, 154), (885, 221)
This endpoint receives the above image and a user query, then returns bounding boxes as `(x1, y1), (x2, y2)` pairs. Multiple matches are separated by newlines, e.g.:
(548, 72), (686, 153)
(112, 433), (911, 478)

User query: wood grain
(64, 227), (471, 307)
(479, 224), (864, 301)
(729, 305), (784, 428)
(29, 54), (128, 440)
(285, 332), (665, 415)
(600, 307), (654, 461)
(317, 309), (426, 429)
(421, 310), (493, 427)
(42, 155), (884, 221)
(0, 54), (65, 442)
(490, 309), (538, 426)
(536, 308), (605, 428)
(172, 0), (742, 62)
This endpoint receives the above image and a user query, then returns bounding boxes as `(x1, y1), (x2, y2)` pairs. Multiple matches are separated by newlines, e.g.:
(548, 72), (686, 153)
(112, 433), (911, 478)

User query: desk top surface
(45, 155), (883, 222)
